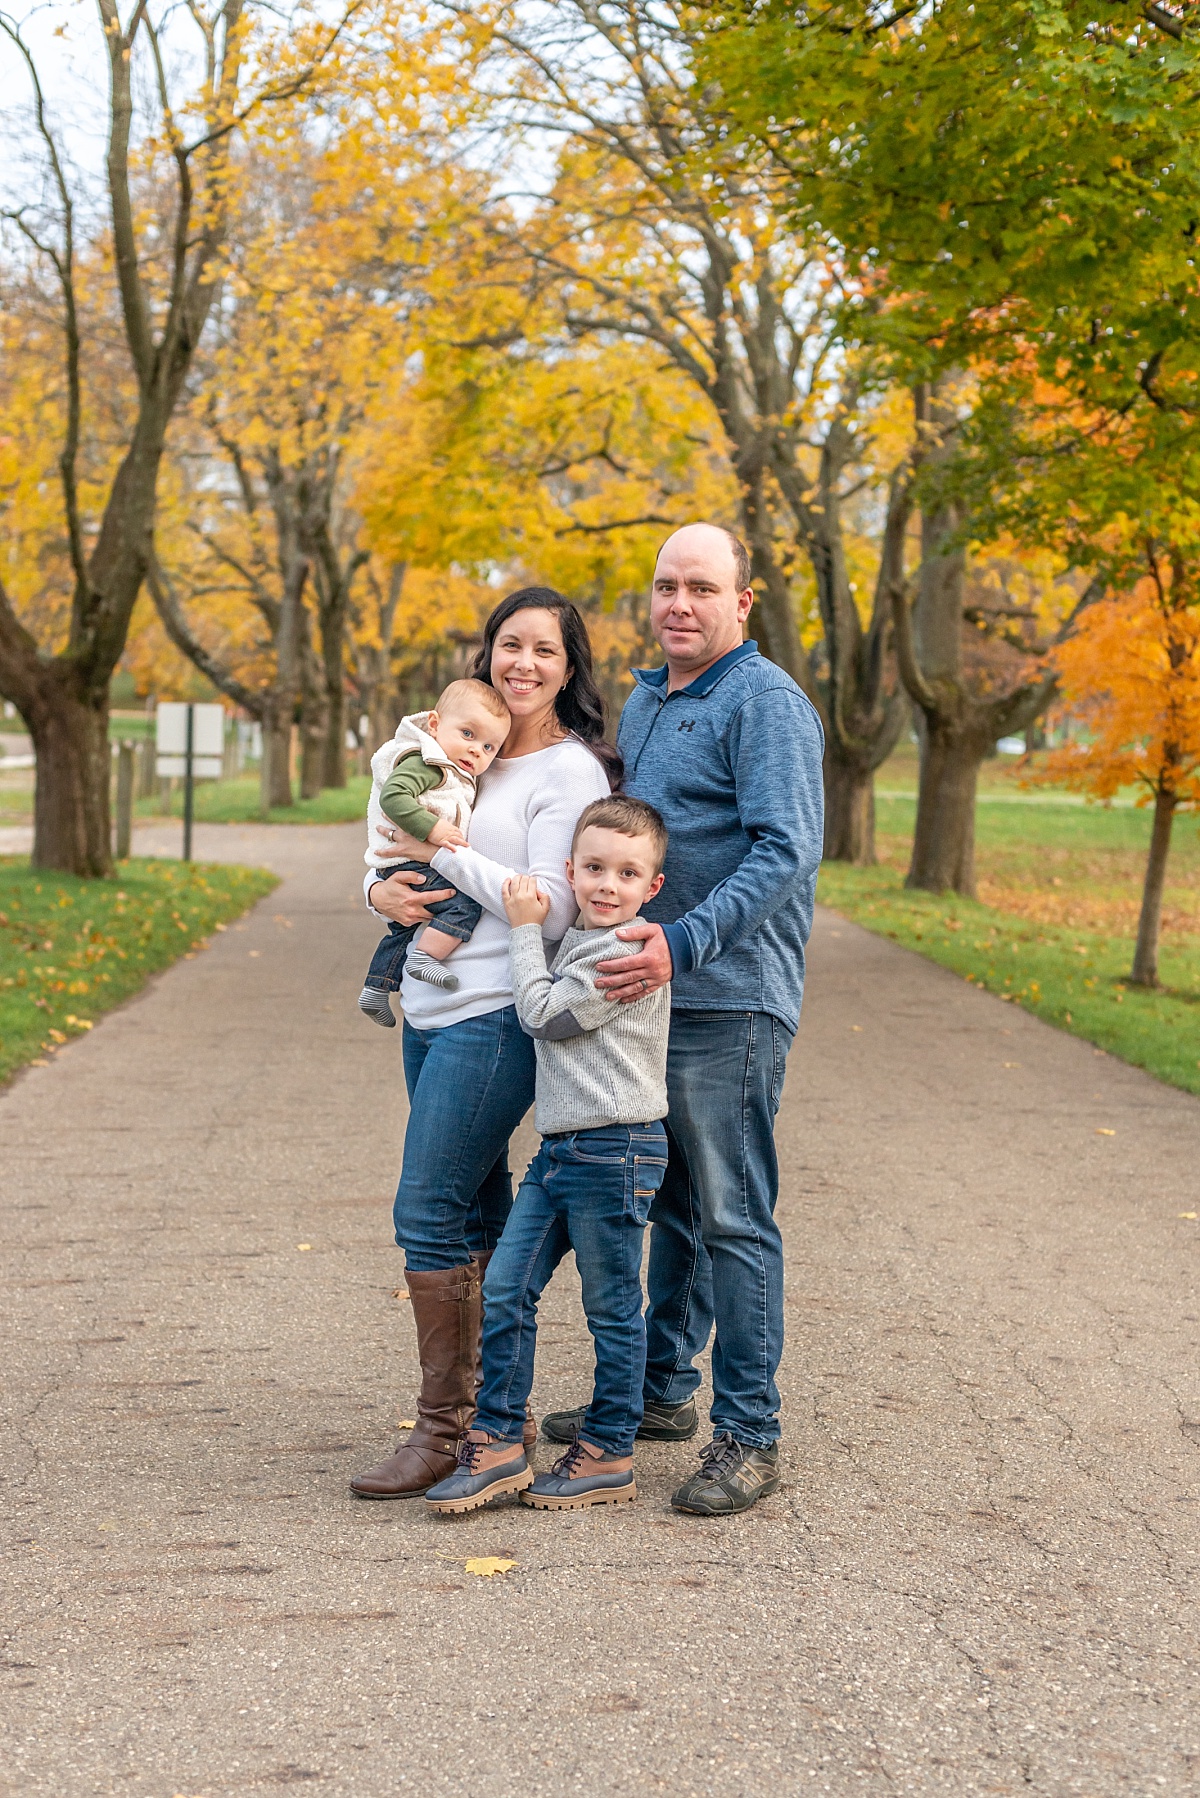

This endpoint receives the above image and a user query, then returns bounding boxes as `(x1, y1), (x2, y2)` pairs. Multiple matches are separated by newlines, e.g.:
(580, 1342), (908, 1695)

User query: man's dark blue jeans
(475, 1123), (669, 1456)
(643, 1010), (793, 1448)
(363, 860), (484, 993)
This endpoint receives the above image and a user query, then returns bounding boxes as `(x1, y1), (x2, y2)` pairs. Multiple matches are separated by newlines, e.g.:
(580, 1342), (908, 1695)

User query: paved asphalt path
(2, 823), (1198, 1797)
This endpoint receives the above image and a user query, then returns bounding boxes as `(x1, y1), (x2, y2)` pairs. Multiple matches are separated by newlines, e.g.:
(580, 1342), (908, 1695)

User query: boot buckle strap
(437, 1279), (478, 1301)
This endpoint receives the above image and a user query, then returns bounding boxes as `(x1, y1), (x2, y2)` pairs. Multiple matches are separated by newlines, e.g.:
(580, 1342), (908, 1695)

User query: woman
(350, 588), (618, 1499)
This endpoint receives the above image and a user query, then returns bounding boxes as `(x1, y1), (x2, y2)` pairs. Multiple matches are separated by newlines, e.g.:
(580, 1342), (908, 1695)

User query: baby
(358, 678), (510, 1026)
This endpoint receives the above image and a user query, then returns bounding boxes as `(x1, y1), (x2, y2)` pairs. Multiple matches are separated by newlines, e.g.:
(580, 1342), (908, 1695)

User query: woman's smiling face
(489, 607), (572, 723)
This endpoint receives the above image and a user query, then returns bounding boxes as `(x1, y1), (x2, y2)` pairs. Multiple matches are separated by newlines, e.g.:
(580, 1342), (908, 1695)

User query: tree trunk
(905, 716), (991, 896)
(27, 683), (113, 877)
(1130, 787), (1177, 988)
(318, 575), (349, 790)
(260, 701), (294, 811)
(299, 691), (326, 801)
(823, 747), (876, 865)
(298, 625), (327, 801)
(322, 669), (346, 788)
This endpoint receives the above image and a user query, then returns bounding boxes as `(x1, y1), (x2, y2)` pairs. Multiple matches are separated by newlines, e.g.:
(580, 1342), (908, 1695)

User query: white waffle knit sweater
(509, 921), (670, 1136)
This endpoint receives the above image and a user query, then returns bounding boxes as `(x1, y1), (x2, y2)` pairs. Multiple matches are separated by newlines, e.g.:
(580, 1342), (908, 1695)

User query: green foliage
(136, 774), (372, 825)
(702, 3), (1200, 387)
(0, 858), (278, 1086)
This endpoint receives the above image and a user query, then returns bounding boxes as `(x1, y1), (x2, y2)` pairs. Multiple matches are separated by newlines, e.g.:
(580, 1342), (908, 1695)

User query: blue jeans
(475, 1124), (669, 1456)
(393, 1006), (536, 1271)
(643, 1010), (793, 1448)
(364, 862), (483, 993)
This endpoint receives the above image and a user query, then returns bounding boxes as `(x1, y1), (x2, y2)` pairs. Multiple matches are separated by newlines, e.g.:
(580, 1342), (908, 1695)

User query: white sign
(156, 702), (225, 779)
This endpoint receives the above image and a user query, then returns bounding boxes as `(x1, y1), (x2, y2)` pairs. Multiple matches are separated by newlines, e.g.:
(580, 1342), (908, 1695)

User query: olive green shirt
(378, 751), (446, 843)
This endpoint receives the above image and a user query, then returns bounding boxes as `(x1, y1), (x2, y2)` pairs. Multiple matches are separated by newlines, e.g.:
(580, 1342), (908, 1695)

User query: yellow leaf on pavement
(1095, 1128), (1116, 1136)
(464, 1557), (515, 1579)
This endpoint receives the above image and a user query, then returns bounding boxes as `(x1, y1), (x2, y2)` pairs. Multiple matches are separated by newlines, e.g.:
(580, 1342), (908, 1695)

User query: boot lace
(696, 1431), (742, 1481)
(456, 1434), (486, 1472)
(550, 1441), (589, 1480)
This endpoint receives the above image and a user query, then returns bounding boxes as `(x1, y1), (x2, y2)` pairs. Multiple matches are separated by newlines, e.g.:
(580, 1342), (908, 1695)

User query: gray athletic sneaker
(541, 1396), (698, 1445)
(670, 1433), (780, 1516)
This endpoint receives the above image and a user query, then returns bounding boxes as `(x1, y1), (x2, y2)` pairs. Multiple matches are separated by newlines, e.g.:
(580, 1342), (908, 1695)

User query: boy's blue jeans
(475, 1123), (669, 1456)
(364, 861), (483, 993)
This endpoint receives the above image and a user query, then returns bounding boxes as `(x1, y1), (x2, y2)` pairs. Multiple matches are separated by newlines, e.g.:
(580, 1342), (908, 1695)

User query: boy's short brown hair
(571, 796), (668, 872)
(435, 677), (510, 723)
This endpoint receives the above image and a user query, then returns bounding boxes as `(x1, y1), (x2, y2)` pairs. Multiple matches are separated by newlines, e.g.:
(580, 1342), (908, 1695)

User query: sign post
(183, 704), (195, 861)
(155, 703), (226, 861)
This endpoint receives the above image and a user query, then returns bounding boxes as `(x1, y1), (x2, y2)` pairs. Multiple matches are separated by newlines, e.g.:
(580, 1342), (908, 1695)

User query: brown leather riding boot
(472, 1248), (537, 1452)
(350, 1264), (480, 1499)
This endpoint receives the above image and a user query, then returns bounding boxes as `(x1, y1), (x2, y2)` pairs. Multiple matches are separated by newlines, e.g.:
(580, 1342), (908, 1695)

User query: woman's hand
(376, 822), (436, 863)
(369, 869), (455, 926)
(502, 874), (551, 928)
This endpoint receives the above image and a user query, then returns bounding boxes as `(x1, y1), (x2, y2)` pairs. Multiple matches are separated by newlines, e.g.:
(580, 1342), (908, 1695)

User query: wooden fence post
(115, 742), (135, 860)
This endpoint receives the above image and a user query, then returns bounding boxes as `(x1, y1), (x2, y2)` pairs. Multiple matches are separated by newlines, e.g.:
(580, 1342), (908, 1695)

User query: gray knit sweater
(508, 921), (670, 1136)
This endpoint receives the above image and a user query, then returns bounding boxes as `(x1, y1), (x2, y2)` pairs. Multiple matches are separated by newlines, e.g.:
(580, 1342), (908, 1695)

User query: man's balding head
(656, 524), (752, 592)
(651, 523), (755, 690)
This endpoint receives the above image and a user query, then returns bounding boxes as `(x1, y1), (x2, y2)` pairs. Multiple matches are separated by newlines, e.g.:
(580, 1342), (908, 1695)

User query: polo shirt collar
(632, 639), (758, 697)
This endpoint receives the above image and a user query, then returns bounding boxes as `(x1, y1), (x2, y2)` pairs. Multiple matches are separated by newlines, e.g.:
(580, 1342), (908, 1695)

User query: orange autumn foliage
(1037, 580), (1200, 811)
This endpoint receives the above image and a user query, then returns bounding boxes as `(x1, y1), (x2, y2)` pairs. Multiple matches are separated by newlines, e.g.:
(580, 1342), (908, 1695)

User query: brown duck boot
(350, 1264), (480, 1499)
(472, 1249), (537, 1453)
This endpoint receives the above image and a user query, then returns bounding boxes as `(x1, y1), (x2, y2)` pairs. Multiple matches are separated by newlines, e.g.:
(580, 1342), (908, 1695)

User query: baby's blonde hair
(435, 677), (510, 723)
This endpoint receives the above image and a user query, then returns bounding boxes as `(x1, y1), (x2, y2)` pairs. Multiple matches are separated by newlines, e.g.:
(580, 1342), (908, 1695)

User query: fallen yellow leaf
(1179, 1212), (1197, 1221)
(464, 1557), (515, 1579)
(297, 1243), (312, 1251)
(392, 1288), (410, 1301)
(1095, 1128), (1116, 1137)
(397, 1419), (417, 1429)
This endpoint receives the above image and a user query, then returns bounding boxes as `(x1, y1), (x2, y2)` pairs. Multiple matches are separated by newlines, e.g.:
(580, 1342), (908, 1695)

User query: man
(541, 522), (825, 1515)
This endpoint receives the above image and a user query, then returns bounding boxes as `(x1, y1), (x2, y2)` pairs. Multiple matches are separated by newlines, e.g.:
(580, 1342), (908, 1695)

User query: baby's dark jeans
(363, 860), (483, 993)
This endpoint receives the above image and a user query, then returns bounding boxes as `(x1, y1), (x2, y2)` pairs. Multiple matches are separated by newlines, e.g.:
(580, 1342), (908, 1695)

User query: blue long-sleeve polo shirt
(617, 640), (825, 1035)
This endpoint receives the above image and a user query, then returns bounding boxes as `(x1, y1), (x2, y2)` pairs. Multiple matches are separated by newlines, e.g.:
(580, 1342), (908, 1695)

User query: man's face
(650, 526), (753, 676)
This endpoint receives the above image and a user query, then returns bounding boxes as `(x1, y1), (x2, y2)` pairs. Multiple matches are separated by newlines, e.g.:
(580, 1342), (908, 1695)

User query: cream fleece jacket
(363, 711), (476, 871)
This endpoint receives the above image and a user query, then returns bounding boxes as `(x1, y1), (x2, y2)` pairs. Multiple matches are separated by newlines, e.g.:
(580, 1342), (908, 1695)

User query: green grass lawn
(0, 767), (34, 823)
(136, 772), (370, 825)
(0, 856), (278, 1085)
(819, 791), (1200, 1096)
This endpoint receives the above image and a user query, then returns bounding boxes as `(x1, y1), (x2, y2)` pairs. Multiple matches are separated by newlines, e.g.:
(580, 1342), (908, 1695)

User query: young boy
(425, 795), (671, 1515)
(358, 678), (510, 1026)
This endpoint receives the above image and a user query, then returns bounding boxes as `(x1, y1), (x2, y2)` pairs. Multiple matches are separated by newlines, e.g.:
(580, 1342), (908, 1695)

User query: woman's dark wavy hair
(471, 586), (623, 790)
